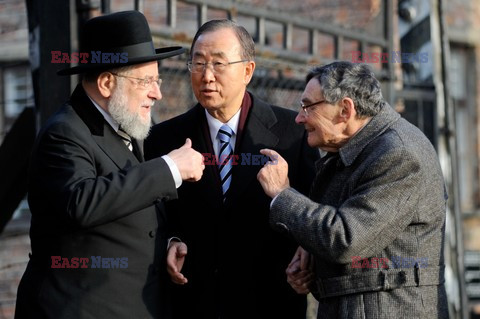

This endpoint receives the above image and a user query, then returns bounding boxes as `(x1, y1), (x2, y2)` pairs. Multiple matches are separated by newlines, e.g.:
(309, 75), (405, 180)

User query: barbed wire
(153, 62), (306, 124)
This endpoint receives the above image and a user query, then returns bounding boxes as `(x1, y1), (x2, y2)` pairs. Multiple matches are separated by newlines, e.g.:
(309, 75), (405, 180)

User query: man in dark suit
(257, 61), (449, 318)
(144, 19), (318, 319)
(15, 11), (204, 319)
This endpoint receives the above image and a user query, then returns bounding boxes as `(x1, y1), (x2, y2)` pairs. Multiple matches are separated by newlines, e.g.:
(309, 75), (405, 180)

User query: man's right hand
(167, 138), (204, 182)
(167, 241), (188, 285)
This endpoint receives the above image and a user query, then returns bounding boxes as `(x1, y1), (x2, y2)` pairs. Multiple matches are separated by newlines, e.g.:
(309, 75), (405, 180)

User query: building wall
(0, 0), (29, 143)
(0, 214), (30, 319)
(445, 0), (480, 314)
(3, 1), (474, 318)
(0, 1), (30, 317)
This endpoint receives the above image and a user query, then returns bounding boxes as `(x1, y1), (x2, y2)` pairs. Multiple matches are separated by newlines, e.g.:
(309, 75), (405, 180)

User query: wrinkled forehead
(192, 50), (229, 60)
(301, 78), (324, 102)
(129, 61), (159, 77)
(192, 29), (242, 59)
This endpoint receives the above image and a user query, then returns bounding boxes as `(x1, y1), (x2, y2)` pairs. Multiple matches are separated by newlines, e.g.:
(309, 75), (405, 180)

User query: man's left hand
(166, 241), (188, 285)
(257, 149), (290, 198)
(286, 246), (314, 294)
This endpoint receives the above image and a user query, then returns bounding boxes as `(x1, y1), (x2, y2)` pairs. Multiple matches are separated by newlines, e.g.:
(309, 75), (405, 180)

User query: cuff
(167, 237), (182, 249)
(270, 192), (281, 209)
(162, 155), (182, 188)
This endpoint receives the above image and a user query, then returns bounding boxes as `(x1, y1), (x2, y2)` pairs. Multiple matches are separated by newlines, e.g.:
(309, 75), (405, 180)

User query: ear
(97, 72), (116, 98)
(339, 97), (356, 123)
(243, 60), (256, 85)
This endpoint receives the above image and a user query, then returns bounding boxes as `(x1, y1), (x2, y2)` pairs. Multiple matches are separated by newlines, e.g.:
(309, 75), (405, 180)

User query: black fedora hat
(57, 10), (185, 75)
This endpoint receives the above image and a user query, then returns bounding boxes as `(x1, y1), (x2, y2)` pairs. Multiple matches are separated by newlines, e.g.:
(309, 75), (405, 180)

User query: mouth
(142, 101), (155, 109)
(305, 127), (315, 133)
(201, 88), (217, 94)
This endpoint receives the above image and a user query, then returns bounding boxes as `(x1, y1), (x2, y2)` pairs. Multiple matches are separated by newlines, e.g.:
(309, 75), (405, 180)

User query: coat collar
(339, 103), (400, 167)
(182, 92), (279, 206)
(226, 93), (279, 205)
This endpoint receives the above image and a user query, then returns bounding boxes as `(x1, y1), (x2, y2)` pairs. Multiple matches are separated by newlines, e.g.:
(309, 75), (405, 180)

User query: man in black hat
(15, 10), (204, 319)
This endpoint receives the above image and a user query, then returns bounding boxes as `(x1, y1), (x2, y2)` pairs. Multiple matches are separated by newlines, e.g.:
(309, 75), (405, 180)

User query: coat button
(149, 230), (156, 238)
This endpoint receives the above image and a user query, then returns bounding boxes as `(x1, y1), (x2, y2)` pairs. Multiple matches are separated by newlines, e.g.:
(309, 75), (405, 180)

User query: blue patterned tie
(217, 124), (234, 201)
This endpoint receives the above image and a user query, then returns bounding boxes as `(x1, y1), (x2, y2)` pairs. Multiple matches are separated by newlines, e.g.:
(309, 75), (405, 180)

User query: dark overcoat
(145, 92), (319, 319)
(15, 85), (177, 319)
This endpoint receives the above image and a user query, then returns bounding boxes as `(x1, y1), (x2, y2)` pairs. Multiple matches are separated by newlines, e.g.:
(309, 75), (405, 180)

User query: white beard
(108, 79), (152, 140)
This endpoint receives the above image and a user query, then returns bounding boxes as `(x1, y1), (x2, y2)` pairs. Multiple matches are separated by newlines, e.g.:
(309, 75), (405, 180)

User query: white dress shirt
(204, 108), (241, 158)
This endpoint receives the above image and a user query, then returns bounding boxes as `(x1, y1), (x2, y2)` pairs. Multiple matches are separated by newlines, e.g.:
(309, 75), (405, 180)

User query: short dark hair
(306, 61), (386, 118)
(189, 19), (255, 61)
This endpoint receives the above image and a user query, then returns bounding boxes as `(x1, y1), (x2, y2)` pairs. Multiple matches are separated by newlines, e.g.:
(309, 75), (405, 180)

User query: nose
(202, 65), (216, 82)
(148, 82), (162, 100)
(295, 111), (305, 125)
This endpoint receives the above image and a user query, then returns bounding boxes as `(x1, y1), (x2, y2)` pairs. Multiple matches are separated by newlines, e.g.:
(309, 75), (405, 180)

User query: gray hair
(190, 19), (255, 61)
(82, 65), (136, 83)
(306, 61), (385, 118)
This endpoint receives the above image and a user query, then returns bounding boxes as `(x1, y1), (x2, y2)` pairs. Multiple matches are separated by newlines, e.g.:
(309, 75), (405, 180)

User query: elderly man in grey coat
(257, 61), (449, 318)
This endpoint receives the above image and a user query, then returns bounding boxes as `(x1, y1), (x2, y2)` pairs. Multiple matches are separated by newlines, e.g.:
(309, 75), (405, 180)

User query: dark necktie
(217, 124), (234, 201)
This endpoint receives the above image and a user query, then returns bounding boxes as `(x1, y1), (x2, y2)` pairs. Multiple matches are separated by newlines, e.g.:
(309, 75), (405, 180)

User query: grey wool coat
(270, 104), (449, 318)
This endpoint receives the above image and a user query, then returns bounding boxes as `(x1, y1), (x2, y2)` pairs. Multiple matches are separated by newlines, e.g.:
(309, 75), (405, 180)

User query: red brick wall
(0, 215), (30, 319)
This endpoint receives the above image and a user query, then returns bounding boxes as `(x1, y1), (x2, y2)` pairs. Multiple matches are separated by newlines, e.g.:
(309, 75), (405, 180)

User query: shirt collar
(205, 107), (241, 141)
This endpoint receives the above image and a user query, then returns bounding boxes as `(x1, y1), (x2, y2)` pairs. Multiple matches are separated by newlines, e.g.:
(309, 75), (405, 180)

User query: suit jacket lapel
(188, 97), (279, 207)
(70, 85), (140, 168)
(226, 96), (279, 206)
(132, 139), (144, 162)
(183, 105), (224, 205)
(92, 127), (140, 167)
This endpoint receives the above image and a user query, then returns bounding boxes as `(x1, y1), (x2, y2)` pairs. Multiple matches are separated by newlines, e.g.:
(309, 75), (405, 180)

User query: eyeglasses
(300, 100), (326, 116)
(110, 72), (162, 89)
(187, 59), (249, 74)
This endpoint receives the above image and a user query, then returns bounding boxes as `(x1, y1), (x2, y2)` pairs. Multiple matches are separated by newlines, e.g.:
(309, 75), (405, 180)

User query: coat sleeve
(28, 120), (178, 228)
(269, 146), (437, 264)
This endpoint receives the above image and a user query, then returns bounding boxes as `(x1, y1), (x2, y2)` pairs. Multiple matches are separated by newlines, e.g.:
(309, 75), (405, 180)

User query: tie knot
(117, 129), (133, 151)
(117, 129), (131, 142)
(217, 124), (234, 143)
